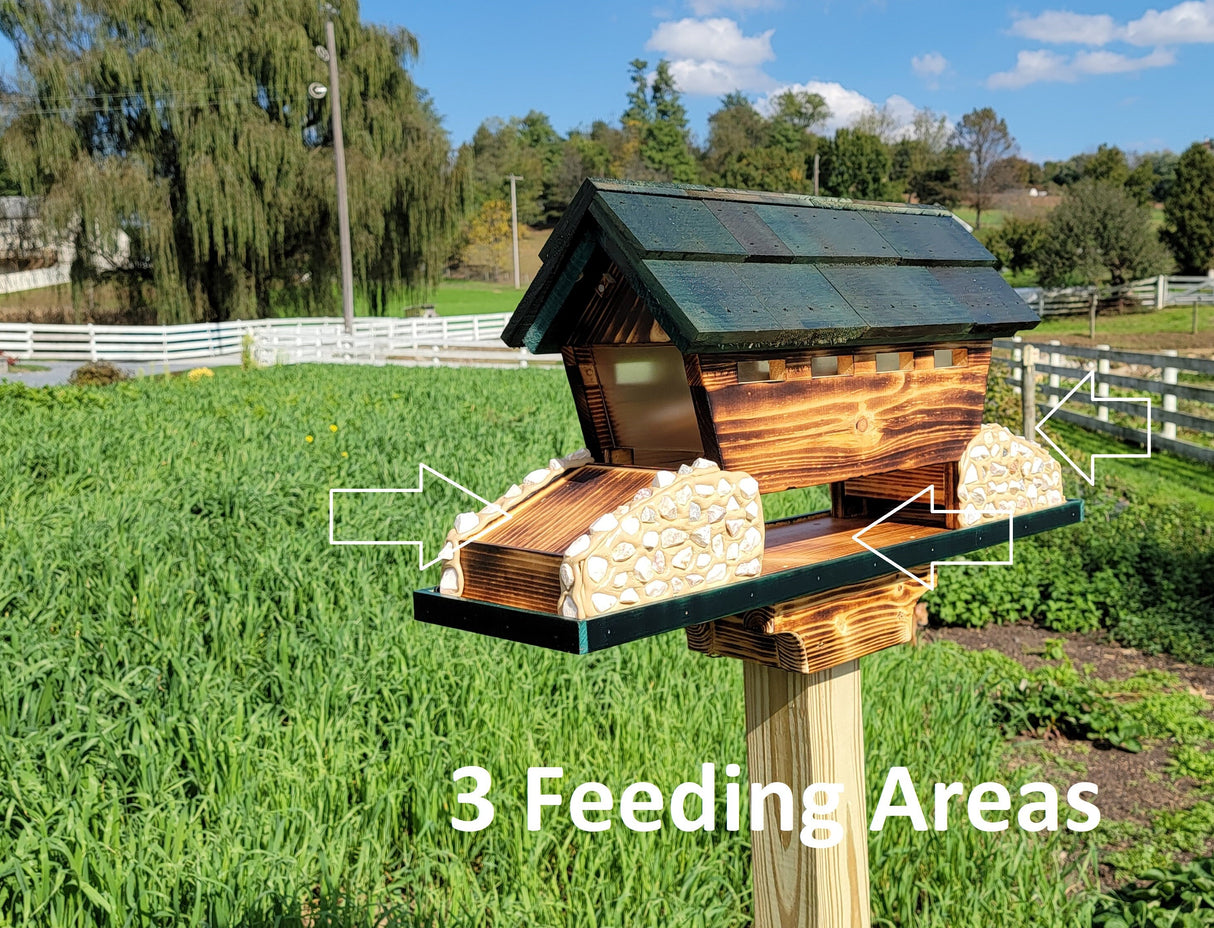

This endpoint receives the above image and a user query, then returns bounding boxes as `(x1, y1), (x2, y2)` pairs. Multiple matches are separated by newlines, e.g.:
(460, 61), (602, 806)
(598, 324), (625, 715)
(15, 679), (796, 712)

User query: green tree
(821, 129), (892, 200)
(1161, 143), (1214, 275)
(1082, 144), (1130, 186)
(1036, 180), (1169, 287)
(953, 107), (1017, 229)
(642, 61), (698, 183)
(0, 0), (468, 322)
(995, 215), (1047, 275)
(1124, 161), (1156, 206)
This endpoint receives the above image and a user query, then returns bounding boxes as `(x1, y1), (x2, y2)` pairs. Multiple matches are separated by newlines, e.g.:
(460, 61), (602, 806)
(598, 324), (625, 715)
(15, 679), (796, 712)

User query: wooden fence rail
(0, 312), (517, 365)
(1015, 275), (1214, 317)
(993, 337), (1214, 466)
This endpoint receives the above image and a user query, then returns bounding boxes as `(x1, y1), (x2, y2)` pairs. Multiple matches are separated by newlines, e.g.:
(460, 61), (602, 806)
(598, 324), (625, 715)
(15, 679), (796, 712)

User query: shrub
(67, 360), (131, 386)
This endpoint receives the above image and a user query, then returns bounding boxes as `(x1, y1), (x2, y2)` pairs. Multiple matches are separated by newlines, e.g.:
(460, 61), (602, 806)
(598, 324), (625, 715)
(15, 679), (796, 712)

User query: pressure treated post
(1022, 344), (1037, 437)
(745, 660), (871, 928)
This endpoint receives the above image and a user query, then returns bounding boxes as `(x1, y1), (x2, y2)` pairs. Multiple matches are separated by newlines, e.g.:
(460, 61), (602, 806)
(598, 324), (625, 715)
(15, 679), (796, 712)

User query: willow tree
(0, 0), (468, 322)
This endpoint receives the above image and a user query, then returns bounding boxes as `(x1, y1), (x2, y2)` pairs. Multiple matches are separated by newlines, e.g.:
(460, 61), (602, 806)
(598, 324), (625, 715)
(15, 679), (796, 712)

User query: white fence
(0, 312), (516, 365)
(0, 265), (71, 295)
(994, 337), (1214, 466)
(1016, 275), (1214, 317)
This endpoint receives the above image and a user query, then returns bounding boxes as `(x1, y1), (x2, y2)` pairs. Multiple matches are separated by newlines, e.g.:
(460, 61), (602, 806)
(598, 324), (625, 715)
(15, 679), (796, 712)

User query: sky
(3, 0), (1212, 163)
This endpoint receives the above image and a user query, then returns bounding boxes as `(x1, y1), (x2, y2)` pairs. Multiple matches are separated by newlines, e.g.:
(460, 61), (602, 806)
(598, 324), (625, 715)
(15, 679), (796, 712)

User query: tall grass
(0, 368), (1095, 925)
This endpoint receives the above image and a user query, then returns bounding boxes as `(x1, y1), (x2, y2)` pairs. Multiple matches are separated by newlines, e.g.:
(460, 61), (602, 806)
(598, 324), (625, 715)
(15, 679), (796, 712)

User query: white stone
(711, 535), (725, 558)
(654, 470), (676, 488)
(738, 476), (759, 500)
(715, 478), (730, 496)
(672, 546), (693, 570)
(615, 504), (630, 516)
(741, 527), (761, 553)
(560, 562), (575, 589)
(686, 573), (704, 587)
(653, 550), (666, 573)
(561, 597), (580, 618)
(644, 580), (668, 598)
(693, 457), (717, 471)
(549, 458), (564, 471)
(504, 484), (523, 498)
(562, 448), (592, 466)
(592, 592), (618, 614)
(689, 502), (702, 521)
(726, 496), (741, 513)
(726, 519), (745, 538)
(643, 531), (659, 549)
(641, 507), (658, 524)
(621, 516), (640, 535)
(972, 488), (987, 504)
(440, 567), (459, 592)
(736, 558), (761, 577)
(989, 462), (1008, 478)
(1046, 489), (1063, 505)
(690, 526), (711, 548)
(586, 556), (609, 582)
(964, 464), (978, 484)
(659, 497), (678, 520)
(970, 445), (990, 459)
(565, 534), (591, 558)
(1031, 459), (1043, 474)
(706, 564), (727, 583)
(634, 557), (654, 582)
(963, 504), (979, 522)
(670, 577), (684, 594)
(454, 511), (479, 534)
(619, 588), (639, 605)
(590, 513), (619, 533)
(661, 528), (688, 546)
(994, 482), (1008, 494)
(706, 505), (725, 523)
(694, 483), (715, 497)
(524, 468), (549, 486)
(696, 553), (711, 569)
(675, 486), (693, 507)
(613, 573), (628, 589)
(745, 501), (759, 520)
(678, 463), (693, 476)
(726, 542), (739, 561)
(612, 542), (637, 562)
(1026, 485), (1038, 500)
(633, 487), (653, 502)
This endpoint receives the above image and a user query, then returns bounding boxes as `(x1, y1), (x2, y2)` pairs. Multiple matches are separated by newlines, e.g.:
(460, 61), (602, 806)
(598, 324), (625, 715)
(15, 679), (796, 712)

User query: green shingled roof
(502, 179), (1039, 354)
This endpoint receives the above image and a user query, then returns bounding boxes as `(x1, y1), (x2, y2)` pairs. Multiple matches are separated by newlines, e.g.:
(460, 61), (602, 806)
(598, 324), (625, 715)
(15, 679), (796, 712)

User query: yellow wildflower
(187, 367), (214, 381)
(341, 451), (348, 458)
(305, 435), (314, 443)
(329, 424), (338, 432)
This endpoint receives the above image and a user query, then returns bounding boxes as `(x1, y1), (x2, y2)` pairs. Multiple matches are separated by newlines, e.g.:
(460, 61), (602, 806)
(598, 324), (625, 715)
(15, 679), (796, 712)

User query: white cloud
(1125, 0), (1214, 44)
(647, 17), (775, 67)
(910, 51), (948, 88)
(1009, 10), (1122, 45)
(687, 0), (781, 15)
(757, 82), (921, 136)
(1007, 1), (1214, 46)
(988, 46), (1174, 88)
(646, 17), (777, 94)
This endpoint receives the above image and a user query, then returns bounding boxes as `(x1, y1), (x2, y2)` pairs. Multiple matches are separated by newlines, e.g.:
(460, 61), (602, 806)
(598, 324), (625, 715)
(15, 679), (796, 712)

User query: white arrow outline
(1034, 369), (1152, 485)
(851, 485), (1015, 591)
(329, 463), (511, 570)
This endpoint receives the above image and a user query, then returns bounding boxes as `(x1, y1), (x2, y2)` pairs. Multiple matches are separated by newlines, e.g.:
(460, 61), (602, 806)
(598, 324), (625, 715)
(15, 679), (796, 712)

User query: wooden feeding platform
(411, 179), (1085, 928)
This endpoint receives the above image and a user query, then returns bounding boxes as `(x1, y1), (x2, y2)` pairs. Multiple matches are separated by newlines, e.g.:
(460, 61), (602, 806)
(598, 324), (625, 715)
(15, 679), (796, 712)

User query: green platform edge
(413, 500), (1084, 655)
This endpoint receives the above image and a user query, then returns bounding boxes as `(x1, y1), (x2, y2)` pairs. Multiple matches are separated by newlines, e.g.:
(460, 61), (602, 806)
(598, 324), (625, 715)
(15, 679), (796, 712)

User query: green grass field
(430, 280), (525, 316)
(0, 366), (1127, 927)
(1034, 303), (1214, 344)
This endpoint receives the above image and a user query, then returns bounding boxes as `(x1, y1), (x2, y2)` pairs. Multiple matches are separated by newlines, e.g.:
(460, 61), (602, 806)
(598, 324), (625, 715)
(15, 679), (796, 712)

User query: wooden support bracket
(686, 571), (928, 676)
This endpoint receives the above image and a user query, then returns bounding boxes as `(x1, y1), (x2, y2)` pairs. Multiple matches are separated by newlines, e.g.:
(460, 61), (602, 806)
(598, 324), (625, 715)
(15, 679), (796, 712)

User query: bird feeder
(414, 179), (1082, 927)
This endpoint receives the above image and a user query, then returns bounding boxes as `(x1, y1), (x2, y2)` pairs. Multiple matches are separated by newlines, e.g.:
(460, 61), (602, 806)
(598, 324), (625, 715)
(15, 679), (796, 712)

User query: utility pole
(507, 174), (522, 289)
(813, 154), (820, 196)
(325, 19), (356, 334)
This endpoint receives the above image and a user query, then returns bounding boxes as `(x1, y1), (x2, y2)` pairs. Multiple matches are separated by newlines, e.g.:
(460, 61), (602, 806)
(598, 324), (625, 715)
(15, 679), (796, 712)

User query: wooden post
(1096, 345), (1110, 422)
(1193, 298), (1200, 335)
(1088, 289), (1097, 340)
(1162, 349), (1178, 440)
(1022, 344), (1037, 437)
(1157, 274), (1167, 309)
(1048, 340), (1061, 407)
(745, 660), (871, 928)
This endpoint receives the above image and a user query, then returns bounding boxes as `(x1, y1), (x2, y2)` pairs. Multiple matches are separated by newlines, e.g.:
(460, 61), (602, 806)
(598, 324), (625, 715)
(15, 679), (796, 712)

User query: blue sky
(3, 1), (1212, 163)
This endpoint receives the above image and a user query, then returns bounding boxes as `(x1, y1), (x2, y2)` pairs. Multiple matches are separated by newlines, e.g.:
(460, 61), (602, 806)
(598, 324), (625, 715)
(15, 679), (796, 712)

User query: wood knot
(855, 416), (870, 433)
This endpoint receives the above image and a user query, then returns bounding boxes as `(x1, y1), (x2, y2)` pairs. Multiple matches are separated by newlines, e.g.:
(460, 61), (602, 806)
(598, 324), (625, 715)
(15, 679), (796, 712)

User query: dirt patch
(922, 620), (1214, 697)
(1050, 331), (1214, 353)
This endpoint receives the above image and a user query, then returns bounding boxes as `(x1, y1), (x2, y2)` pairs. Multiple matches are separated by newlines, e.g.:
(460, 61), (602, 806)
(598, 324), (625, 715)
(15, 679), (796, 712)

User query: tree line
(1, 2), (1211, 323)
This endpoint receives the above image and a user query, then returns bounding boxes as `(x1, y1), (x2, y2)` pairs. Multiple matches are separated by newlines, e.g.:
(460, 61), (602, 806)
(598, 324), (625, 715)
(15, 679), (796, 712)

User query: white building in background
(0, 196), (131, 295)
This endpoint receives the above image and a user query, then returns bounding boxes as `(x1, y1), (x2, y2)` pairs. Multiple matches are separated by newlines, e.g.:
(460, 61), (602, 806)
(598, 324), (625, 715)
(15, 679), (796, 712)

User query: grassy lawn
(1032, 303), (1214, 350)
(430, 279), (526, 316)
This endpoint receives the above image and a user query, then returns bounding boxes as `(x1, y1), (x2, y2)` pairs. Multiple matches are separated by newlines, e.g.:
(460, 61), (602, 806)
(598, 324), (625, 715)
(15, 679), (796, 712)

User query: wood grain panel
(479, 465), (658, 553)
(686, 572), (925, 676)
(742, 660), (872, 928)
(701, 345), (990, 490)
(459, 544), (562, 612)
